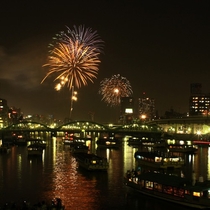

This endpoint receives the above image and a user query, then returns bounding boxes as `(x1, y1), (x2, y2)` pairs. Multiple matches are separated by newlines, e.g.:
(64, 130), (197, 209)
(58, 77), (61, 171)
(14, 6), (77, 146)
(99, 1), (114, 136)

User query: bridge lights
(196, 130), (201, 140)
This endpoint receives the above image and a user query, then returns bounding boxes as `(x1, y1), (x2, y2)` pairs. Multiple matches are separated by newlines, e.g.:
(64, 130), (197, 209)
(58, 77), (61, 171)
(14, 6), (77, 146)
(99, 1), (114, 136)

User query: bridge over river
(0, 120), (162, 141)
(1, 117), (210, 142)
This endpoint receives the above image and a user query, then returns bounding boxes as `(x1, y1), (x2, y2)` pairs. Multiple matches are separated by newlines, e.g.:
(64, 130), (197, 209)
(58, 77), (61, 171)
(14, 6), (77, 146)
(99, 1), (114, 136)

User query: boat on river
(70, 144), (89, 154)
(15, 135), (27, 146)
(27, 143), (44, 156)
(63, 136), (90, 146)
(96, 136), (121, 148)
(28, 138), (47, 149)
(124, 171), (210, 209)
(134, 151), (185, 169)
(168, 144), (198, 153)
(75, 153), (109, 171)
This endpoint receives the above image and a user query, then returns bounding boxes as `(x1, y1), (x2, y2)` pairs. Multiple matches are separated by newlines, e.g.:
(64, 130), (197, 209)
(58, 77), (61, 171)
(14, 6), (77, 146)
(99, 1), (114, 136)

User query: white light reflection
(42, 149), (45, 165)
(52, 137), (57, 164)
(106, 148), (110, 161)
(123, 136), (136, 174)
(188, 154), (192, 164)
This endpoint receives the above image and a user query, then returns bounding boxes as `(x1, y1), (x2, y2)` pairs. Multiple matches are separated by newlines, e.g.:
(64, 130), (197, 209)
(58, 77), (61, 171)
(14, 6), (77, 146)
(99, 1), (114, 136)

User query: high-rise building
(138, 94), (155, 121)
(120, 97), (134, 124)
(189, 83), (210, 116)
(0, 98), (9, 128)
(8, 107), (22, 125)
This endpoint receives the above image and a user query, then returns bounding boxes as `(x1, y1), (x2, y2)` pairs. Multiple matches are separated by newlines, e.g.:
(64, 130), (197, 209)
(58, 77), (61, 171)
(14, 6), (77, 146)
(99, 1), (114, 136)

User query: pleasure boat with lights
(70, 144), (89, 154)
(134, 151), (185, 169)
(168, 144), (198, 153)
(28, 138), (47, 149)
(27, 143), (44, 156)
(15, 135), (27, 146)
(96, 136), (121, 148)
(124, 171), (210, 209)
(75, 153), (109, 171)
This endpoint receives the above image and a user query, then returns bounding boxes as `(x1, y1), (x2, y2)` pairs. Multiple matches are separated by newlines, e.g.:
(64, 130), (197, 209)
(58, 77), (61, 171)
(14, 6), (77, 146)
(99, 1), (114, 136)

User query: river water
(0, 135), (208, 210)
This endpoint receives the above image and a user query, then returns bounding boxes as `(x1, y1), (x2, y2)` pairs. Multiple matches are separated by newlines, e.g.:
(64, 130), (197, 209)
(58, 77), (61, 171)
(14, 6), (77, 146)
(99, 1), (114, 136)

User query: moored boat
(28, 138), (47, 149)
(27, 143), (44, 156)
(75, 153), (109, 171)
(96, 136), (120, 148)
(124, 171), (210, 209)
(15, 135), (27, 146)
(168, 144), (198, 153)
(134, 151), (185, 169)
(63, 137), (73, 145)
(70, 144), (89, 154)
(63, 137), (89, 145)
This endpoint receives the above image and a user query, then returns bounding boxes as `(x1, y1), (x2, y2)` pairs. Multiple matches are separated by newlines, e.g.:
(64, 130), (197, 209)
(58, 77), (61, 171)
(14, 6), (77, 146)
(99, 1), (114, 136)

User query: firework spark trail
(41, 25), (103, 90)
(99, 74), (133, 107)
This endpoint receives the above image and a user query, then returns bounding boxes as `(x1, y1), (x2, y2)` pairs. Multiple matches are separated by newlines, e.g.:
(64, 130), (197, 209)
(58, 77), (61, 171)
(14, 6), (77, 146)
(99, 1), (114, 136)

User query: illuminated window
(145, 181), (153, 190)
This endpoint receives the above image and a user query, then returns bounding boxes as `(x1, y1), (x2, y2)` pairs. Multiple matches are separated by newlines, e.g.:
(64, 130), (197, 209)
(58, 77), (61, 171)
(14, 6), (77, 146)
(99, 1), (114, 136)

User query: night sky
(0, 1), (210, 123)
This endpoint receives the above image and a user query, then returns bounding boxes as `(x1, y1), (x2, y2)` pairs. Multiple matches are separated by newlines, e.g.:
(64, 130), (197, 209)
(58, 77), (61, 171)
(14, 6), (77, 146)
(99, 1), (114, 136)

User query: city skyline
(0, 1), (210, 123)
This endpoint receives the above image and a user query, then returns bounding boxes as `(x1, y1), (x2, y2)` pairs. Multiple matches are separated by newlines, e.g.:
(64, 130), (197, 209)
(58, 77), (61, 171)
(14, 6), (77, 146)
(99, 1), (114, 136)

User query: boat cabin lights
(135, 155), (141, 159)
(163, 157), (181, 162)
(172, 157), (180, 162)
(106, 141), (116, 145)
(155, 157), (162, 162)
(179, 140), (184, 145)
(145, 181), (153, 189)
(28, 148), (39, 151)
(92, 160), (97, 164)
(193, 191), (201, 197)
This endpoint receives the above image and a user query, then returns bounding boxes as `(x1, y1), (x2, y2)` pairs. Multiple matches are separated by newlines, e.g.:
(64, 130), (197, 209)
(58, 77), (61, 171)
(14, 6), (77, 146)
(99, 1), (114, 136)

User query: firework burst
(64, 25), (103, 53)
(99, 74), (133, 107)
(42, 25), (103, 90)
(49, 25), (103, 56)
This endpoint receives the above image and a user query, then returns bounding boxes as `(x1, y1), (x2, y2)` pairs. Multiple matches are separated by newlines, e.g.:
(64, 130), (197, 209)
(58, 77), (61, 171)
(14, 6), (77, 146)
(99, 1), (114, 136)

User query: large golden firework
(42, 25), (103, 90)
(99, 74), (133, 107)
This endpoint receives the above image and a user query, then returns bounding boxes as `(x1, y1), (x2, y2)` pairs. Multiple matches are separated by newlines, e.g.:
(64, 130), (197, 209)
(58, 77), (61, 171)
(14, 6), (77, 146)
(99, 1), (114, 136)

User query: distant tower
(189, 83), (210, 116)
(138, 92), (155, 121)
(120, 97), (134, 124)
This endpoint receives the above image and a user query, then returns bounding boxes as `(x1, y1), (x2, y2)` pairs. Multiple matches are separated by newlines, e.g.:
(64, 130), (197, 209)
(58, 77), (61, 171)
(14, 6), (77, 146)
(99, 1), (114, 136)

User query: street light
(69, 86), (78, 120)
